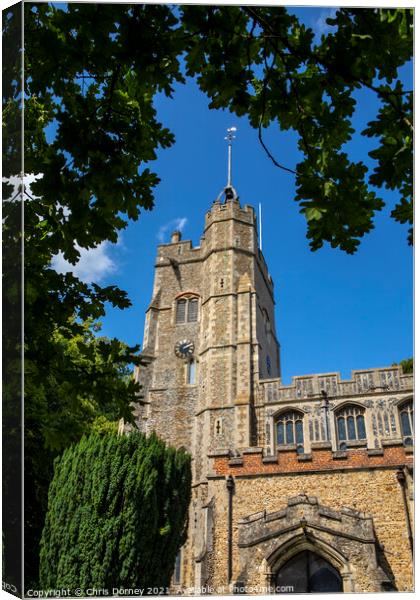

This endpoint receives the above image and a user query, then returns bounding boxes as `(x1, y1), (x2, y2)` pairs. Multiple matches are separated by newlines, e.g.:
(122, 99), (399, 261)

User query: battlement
(155, 238), (204, 265)
(209, 442), (413, 478)
(262, 366), (413, 403)
(205, 198), (256, 227)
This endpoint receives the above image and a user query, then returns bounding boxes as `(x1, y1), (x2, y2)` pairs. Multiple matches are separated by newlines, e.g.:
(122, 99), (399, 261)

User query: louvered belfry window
(176, 296), (199, 324)
(187, 298), (198, 322)
(176, 299), (187, 323)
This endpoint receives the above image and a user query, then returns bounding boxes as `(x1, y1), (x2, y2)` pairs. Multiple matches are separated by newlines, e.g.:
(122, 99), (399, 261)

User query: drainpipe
(226, 475), (235, 584)
(396, 468), (413, 555)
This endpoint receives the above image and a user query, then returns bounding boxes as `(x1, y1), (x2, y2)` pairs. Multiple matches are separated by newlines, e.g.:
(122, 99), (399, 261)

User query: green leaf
(305, 207), (324, 221)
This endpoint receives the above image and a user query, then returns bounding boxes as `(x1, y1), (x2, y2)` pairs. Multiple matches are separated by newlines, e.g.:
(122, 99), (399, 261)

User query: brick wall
(211, 444), (413, 476)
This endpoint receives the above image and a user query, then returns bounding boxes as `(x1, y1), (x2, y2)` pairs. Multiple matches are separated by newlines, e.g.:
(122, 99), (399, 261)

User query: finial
(224, 126), (237, 188)
(217, 127), (239, 203)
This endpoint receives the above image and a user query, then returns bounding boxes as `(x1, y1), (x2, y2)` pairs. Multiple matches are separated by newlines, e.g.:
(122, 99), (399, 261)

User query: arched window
(336, 405), (366, 450)
(176, 296), (199, 324)
(399, 400), (413, 446)
(276, 411), (304, 453)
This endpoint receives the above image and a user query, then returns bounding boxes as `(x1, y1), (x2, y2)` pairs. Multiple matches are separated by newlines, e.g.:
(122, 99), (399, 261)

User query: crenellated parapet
(262, 366), (413, 403)
(156, 238), (204, 265)
(204, 198), (256, 230)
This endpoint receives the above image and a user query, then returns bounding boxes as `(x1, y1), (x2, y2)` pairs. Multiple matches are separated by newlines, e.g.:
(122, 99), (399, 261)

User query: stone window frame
(397, 397), (414, 447)
(273, 408), (307, 454)
(334, 403), (368, 450)
(174, 292), (200, 325)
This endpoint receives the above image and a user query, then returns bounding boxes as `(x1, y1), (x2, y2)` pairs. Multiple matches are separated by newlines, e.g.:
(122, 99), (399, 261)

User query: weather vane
(216, 127), (239, 203)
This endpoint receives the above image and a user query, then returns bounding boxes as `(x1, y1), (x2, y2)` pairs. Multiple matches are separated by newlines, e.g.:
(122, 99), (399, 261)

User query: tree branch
(242, 6), (413, 130)
(102, 64), (122, 128)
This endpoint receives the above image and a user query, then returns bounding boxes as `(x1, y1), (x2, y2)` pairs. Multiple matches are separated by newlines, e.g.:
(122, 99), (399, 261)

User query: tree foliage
(39, 432), (192, 590)
(24, 320), (142, 587)
(26, 319), (140, 453)
(393, 357), (413, 374)
(14, 3), (412, 262)
(181, 6), (413, 251)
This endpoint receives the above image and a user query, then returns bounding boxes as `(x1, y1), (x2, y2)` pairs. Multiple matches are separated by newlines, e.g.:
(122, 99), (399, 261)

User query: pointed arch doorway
(275, 550), (343, 593)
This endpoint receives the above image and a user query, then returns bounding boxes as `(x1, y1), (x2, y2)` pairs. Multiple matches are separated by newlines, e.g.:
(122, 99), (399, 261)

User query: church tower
(132, 129), (413, 594)
(133, 127), (281, 483)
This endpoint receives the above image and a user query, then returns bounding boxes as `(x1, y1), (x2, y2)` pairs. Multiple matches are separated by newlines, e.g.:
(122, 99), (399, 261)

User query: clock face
(174, 339), (195, 359)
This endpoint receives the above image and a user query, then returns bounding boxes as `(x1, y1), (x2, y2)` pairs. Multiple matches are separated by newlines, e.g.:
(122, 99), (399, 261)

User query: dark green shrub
(39, 431), (191, 590)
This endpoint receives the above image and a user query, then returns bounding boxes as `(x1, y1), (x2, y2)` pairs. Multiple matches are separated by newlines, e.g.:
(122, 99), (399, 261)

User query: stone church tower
(132, 135), (413, 593)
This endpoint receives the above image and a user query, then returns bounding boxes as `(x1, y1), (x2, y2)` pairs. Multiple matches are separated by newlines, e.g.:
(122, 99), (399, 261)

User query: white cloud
(51, 241), (118, 284)
(3, 172), (119, 284)
(157, 217), (188, 243)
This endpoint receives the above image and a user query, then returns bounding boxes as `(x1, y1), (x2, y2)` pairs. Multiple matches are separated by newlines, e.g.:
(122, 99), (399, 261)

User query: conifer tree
(39, 432), (191, 590)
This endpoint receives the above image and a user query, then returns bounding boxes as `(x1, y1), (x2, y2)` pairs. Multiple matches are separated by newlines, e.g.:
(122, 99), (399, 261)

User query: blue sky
(50, 5), (413, 384)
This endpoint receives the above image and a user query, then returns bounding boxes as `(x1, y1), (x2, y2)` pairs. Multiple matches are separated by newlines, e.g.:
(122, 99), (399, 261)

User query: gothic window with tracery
(399, 400), (413, 446)
(336, 404), (366, 449)
(176, 296), (199, 323)
(276, 411), (304, 453)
